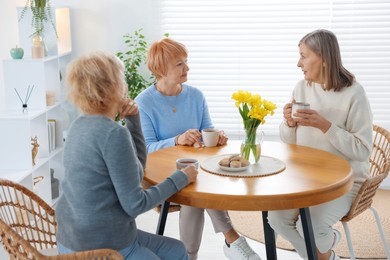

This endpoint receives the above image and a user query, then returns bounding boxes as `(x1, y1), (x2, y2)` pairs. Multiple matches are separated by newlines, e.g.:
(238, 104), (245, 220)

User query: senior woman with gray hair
(268, 29), (373, 260)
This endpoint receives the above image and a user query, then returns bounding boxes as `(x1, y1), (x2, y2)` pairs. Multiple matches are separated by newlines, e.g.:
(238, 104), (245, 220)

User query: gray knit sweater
(56, 114), (188, 251)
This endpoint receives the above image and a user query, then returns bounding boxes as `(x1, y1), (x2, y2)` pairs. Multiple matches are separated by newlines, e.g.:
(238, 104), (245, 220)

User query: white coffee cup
(201, 128), (220, 147)
(291, 102), (310, 119)
(176, 158), (199, 170)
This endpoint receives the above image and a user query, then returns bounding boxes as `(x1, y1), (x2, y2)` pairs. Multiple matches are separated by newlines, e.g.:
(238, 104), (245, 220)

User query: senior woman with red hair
(136, 38), (261, 260)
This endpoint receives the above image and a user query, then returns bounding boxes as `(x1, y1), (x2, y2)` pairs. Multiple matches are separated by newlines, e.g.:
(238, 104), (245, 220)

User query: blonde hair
(299, 29), (354, 91)
(147, 38), (188, 80)
(67, 52), (126, 114)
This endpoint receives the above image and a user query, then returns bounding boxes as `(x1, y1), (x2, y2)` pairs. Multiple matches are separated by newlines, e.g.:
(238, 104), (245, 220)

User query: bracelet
(175, 135), (180, 146)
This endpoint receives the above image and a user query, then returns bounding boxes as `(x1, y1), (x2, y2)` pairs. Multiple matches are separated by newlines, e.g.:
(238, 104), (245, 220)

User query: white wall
(0, 0), (24, 110)
(0, 0), (162, 110)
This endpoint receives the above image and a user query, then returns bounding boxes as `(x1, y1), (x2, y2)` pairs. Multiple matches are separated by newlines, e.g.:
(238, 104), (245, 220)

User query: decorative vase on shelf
(31, 34), (45, 58)
(240, 127), (264, 164)
(19, 0), (57, 57)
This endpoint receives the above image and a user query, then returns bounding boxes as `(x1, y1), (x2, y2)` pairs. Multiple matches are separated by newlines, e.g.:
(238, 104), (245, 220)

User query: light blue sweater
(56, 114), (188, 251)
(135, 84), (214, 153)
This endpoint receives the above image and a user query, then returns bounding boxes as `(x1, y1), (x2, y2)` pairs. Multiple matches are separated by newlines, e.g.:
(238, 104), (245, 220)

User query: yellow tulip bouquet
(231, 90), (277, 163)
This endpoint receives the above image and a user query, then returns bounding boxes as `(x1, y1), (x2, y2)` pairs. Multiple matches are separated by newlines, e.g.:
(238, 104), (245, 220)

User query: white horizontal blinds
(161, 0), (390, 139)
(331, 1), (390, 129)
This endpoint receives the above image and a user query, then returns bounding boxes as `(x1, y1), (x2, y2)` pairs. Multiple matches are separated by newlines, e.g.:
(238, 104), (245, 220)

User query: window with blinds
(160, 0), (390, 139)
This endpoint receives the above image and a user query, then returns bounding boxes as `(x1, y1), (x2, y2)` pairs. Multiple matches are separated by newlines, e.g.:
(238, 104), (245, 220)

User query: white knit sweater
(280, 79), (373, 183)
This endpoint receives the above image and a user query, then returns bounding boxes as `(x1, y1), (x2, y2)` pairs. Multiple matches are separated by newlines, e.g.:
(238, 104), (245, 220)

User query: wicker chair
(0, 179), (123, 259)
(340, 125), (390, 259)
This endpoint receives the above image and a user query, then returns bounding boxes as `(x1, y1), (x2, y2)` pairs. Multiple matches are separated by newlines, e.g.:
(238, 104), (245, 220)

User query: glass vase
(240, 127), (264, 164)
(31, 33), (48, 58)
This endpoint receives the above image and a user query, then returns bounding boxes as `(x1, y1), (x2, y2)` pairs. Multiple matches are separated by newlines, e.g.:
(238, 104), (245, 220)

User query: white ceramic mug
(202, 128), (220, 147)
(291, 102), (310, 119)
(176, 158), (199, 170)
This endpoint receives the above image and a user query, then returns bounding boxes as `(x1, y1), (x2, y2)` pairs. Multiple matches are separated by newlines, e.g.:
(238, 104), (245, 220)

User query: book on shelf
(48, 119), (56, 152)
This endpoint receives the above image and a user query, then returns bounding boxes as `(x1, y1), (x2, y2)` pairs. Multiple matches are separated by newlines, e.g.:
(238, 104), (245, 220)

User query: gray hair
(299, 29), (354, 91)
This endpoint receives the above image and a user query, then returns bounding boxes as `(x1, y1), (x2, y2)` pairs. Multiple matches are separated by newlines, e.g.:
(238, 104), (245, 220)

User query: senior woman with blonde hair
(135, 38), (261, 260)
(56, 51), (198, 260)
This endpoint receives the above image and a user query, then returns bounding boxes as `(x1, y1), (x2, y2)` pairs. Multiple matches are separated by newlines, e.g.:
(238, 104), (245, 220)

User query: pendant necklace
(164, 95), (178, 113)
(156, 84), (182, 113)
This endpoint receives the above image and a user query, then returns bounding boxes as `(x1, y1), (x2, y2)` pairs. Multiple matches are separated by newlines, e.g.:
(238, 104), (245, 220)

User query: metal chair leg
(156, 201), (170, 235)
(300, 208), (318, 260)
(342, 206), (390, 260)
(341, 222), (356, 260)
(262, 211), (277, 259)
(370, 207), (390, 259)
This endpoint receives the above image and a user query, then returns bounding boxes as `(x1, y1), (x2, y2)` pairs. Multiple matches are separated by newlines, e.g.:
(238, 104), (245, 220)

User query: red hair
(147, 38), (188, 80)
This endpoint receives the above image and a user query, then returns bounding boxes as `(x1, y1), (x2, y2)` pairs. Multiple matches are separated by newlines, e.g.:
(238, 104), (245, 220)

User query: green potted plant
(116, 29), (154, 100)
(115, 29), (156, 124)
(115, 30), (170, 123)
(19, 0), (58, 38)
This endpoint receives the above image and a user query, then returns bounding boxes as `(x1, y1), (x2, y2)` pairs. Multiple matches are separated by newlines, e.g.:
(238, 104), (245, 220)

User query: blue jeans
(58, 229), (189, 260)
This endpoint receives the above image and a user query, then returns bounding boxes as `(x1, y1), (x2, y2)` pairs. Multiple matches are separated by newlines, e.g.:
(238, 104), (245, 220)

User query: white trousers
(268, 182), (360, 259)
(179, 205), (233, 260)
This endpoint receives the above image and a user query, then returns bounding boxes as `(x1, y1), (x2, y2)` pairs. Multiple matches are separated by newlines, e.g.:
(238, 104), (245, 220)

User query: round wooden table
(144, 141), (353, 260)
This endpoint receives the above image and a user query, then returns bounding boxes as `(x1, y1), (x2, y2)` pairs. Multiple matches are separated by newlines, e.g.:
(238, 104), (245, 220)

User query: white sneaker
(304, 250), (341, 260)
(223, 236), (262, 260)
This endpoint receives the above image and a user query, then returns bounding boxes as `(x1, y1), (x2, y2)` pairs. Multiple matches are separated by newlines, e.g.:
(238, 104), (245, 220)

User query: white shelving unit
(0, 7), (72, 206)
